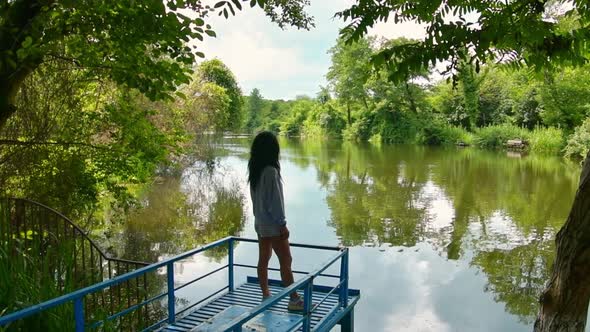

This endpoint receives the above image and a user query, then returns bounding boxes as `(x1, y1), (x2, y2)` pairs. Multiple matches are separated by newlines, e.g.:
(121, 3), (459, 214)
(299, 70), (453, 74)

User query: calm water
(99, 138), (588, 331)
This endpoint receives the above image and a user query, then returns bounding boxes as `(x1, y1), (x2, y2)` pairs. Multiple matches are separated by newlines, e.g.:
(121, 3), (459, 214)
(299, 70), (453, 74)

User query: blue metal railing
(0, 198), (152, 329)
(0, 236), (350, 332)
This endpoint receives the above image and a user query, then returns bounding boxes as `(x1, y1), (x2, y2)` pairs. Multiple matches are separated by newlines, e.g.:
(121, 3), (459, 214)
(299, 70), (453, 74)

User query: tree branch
(0, 139), (108, 150)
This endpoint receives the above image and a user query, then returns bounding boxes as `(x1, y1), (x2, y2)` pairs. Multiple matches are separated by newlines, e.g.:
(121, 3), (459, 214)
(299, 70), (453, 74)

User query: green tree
(458, 61), (481, 130)
(0, 61), (181, 214)
(245, 88), (265, 132)
(540, 66), (590, 130)
(178, 80), (231, 132)
(326, 36), (375, 125)
(0, 0), (313, 130)
(302, 100), (346, 138)
(195, 59), (244, 131)
(279, 97), (315, 136)
(338, 1), (590, 330)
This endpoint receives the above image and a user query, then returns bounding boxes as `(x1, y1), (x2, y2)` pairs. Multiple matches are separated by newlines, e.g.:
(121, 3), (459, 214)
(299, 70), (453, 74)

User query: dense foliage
(243, 36), (589, 160)
(0, 58), (243, 215)
(0, 0), (312, 128)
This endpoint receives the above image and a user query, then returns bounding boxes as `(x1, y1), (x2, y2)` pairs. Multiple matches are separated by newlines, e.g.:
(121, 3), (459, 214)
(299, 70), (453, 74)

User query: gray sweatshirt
(250, 166), (286, 237)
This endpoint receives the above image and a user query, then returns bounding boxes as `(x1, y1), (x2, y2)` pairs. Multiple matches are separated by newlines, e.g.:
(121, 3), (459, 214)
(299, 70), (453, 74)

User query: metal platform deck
(162, 277), (360, 332)
(0, 237), (360, 332)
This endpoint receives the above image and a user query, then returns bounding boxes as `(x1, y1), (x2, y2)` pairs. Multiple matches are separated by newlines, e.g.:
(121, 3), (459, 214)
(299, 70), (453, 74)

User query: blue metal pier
(0, 236), (360, 331)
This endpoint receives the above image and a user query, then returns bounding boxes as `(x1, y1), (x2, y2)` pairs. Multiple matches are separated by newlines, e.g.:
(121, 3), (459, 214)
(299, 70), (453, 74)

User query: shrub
(564, 118), (590, 160)
(375, 110), (418, 144)
(343, 112), (374, 141)
(528, 126), (565, 155)
(473, 124), (529, 149)
(417, 121), (473, 146)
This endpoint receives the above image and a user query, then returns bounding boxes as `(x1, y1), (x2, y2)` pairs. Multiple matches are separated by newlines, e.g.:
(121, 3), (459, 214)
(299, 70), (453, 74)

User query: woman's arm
(262, 167), (286, 226)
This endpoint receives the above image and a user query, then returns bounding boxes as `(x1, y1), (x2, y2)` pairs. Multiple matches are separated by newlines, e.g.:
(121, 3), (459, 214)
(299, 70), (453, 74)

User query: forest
(3, 32), (590, 220)
(243, 36), (590, 160)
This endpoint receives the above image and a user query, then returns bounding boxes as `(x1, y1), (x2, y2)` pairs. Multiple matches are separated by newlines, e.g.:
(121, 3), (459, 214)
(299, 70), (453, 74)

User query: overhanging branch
(0, 139), (108, 150)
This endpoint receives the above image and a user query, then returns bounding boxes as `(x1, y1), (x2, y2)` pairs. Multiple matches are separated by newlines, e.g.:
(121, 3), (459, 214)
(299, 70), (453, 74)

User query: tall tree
(178, 80), (231, 133)
(194, 59), (243, 131)
(337, 1), (590, 330)
(0, 0), (313, 130)
(458, 61), (480, 130)
(326, 36), (374, 125)
(245, 88), (265, 132)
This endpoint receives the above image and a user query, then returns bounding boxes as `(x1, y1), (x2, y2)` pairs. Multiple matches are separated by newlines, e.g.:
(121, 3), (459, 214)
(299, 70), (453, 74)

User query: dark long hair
(248, 131), (280, 190)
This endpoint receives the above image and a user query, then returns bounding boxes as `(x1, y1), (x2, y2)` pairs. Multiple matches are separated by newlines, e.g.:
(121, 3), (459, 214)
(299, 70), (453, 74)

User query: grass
(529, 127), (566, 155)
(415, 121), (473, 146)
(473, 124), (529, 149)
(0, 245), (75, 331)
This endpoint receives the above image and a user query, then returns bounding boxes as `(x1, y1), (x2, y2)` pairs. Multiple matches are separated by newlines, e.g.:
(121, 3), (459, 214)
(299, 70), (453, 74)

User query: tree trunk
(535, 151), (590, 332)
(346, 103), (351, 126)
(405, 82), (418, 113)
(0, 86), (19, 131)
(0, 63), (36, 131)
(361, 95), (369, 112)
(0, 0), (47, 131)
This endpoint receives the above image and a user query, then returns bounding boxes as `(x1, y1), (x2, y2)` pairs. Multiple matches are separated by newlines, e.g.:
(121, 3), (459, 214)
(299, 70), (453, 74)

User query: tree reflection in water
(101, 137), (580, 325)
(277, 139), (578, 323)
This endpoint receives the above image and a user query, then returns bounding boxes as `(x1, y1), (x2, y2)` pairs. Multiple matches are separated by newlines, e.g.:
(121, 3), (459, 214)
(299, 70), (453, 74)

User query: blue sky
(200, 1), (426, 100)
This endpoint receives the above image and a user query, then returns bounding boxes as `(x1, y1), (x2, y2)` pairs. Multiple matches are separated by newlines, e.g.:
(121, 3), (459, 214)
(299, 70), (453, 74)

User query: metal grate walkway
(162, 277), (360, 331)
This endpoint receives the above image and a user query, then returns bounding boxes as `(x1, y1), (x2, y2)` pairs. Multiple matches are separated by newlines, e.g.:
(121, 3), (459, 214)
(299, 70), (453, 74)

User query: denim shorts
(255, 222), (282, 238)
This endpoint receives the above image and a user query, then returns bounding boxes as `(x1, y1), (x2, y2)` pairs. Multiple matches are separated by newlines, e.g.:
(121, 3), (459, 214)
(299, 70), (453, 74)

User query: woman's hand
(279, 225), (290, 240)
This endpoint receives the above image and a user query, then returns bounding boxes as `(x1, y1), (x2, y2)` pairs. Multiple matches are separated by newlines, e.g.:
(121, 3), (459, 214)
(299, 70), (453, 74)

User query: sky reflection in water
(110, 138), (588, 331)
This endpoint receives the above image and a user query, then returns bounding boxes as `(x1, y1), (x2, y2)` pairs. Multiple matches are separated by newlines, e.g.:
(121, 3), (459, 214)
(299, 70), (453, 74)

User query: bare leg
(258, 237), (273, 298)
(271, 237), (299, 300)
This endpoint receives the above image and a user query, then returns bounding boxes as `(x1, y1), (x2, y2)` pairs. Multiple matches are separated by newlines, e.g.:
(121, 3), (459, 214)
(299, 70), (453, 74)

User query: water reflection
(298, 141), (577, 323)
(232, 138), (579, 328)
(102, 137), (584, 331)
(102, 163), (246, 263)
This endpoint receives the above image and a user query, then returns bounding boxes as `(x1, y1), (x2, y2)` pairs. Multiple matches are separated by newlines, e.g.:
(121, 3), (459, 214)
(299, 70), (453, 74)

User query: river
(97, 137), (588, 331)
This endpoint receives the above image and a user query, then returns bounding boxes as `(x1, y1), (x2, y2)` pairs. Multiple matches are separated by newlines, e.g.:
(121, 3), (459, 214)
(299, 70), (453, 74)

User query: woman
(248, 131), (303, 311)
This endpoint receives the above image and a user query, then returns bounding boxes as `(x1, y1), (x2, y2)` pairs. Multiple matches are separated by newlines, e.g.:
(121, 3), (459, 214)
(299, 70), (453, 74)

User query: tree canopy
(194, 59), (243, 131)
(338, 1), (590, 82)
(0, 0), (313, 129)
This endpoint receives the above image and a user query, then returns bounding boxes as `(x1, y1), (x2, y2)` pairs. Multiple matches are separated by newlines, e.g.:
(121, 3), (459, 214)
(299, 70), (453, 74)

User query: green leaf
(21, 36), (33, 48)
(214, 1), (226, 8)
(196, 51), (205, 58)
(231, 0), (242, 10)
(250, 0), (256, 7)
(16, 48), (27, 60)
(194, 18), (205, 26)
(227, 3), (235, 16)
(205, 30), (217, 37)
(6, 57), (17, 69)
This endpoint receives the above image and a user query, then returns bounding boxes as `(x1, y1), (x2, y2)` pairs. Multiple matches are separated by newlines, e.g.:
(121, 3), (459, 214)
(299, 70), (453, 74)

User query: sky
(199, 1), (427, 100)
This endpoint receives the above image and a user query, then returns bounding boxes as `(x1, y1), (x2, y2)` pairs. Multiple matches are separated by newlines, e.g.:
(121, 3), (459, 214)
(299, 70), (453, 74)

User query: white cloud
(369, 20), (427, 41)
(202, 29), (313, 82)
(195, 2), (434, 99)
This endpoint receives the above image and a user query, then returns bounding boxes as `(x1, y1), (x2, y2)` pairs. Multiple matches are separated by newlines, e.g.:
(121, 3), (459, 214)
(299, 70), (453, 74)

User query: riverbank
(296, 116), (589, 162)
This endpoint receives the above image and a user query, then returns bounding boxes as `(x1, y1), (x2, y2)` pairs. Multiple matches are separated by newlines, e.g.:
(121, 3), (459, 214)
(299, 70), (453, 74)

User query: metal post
(341, 310), (354, 332)
(167, 262), (175, 323)
(302, 280), (313, 332)
(228, 239), (234, 292)
(339, 248), (349, 307)
(74, 297), (85, 332)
